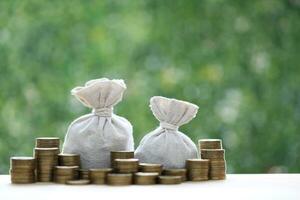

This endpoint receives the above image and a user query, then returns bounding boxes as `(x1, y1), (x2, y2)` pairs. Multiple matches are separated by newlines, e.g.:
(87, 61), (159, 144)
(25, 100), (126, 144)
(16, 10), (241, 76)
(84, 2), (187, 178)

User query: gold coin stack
(114, 158), (139, 173)
(199, 139), (222, 150)
(110, 151), (134, 169)
(139, 163), (163, 175)
(34, 147), (59, 182)
(10, 157), (36, 184)
(134, 172), (159, 185)
(186, 159), (209, 181)
(53, 166), (79, 184)
(162, 169), (187, 181)
(158, 176), (182, 184)
(79, 169), (90, 180)
(107, 173), (133, 186)
(58, 154), (80, 167)
(89, 168), (113, 184)
(36, 137), (60, 148)
(201, 149), (226, 180)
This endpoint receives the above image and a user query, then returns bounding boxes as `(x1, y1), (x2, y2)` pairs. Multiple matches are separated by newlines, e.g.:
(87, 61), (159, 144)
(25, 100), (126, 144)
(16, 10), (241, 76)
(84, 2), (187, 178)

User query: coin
(36, 137), (60, 148)
(66, 179), (90, 185)
(89, 168), (113, 184)
(107, 173), (133, 186)
(139, 163), (163, 174)
(114, 158), (139, 173)
(79, 169), (90, 180)
(58, 154), (80, 166)
(200, 149), (225, 160)
(158, 176), (182, 184)
(162, 169), (187, 181)
(110, 151), (134, 168)
(198, 139), (222, 150)
(134, 172), (159, 185)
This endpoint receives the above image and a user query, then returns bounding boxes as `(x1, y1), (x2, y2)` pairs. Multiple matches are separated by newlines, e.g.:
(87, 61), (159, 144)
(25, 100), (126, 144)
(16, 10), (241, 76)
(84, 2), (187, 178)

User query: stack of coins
(186, 159), (209, 181)
(114, 158), (139, 173)
(162, 169), (187, 181)
(34, 147), (59, 182)
(198, 139), (222, 150)
(134, 172), (159, 185)
(79, 169), (90, 180)
(66, 179), (90, 185)
(36, 137), (60, 148)
(201, 149), (226, 180)
(58, 154), (80, 166)
(110, 151), (134, 169)
(89, 168), (113, 184)
(139, 163), (163, 174)
(107, 174), (132, 185)
(158, 176), (182, 184)
(53, 166), (79, 184)
(10, 157), (36, 184)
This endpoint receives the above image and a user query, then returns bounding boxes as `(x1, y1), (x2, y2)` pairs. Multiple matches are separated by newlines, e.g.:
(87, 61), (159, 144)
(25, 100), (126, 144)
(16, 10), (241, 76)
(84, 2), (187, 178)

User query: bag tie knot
(160, 122), (178, 131)
(92, 107), (113, 117)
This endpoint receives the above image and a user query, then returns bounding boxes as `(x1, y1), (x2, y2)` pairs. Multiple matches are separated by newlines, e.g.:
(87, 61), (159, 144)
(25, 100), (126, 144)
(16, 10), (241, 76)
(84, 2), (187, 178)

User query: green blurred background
(0, 0), (299, 174)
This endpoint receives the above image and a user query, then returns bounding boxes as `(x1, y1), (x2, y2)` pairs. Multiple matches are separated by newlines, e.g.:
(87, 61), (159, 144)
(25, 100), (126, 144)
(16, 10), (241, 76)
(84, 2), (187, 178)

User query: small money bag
(135, 96), (199, 168)
(62, 78), (134, 169)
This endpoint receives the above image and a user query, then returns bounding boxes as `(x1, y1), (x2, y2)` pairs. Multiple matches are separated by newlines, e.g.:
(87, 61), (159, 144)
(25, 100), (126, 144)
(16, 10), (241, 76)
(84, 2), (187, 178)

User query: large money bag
(135, 96), (199, 169)
(62, 78), (134, 169)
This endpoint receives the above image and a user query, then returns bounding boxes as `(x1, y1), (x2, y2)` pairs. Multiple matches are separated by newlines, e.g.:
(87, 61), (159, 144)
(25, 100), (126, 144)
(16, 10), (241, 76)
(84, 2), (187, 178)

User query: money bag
(135, 96), (199, 168)
(62, 78), (134, 169)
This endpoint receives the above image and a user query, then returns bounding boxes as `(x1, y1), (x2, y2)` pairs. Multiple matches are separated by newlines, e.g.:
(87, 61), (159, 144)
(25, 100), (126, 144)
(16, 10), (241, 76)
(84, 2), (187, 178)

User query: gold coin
(134, 172), (159, 185)
(158, 176), (182, 184)
(110, 151), (134, 168)
(107, 173), (132, 186)
(114, 158), (139, 173)
(36, 137), (60, 148)
(139, 163), (163, 174)
(163, 169), (187, 181)
(58, 154), (81, 166)
(186, 159), (209, 170)
(201, 149), (225, 160)
(66, 179), (90, 185)
(198, 139), (222, 150)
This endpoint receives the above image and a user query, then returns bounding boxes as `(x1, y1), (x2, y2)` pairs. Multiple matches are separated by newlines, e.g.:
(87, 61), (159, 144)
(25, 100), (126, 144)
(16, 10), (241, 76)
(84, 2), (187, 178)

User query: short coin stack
(58, 154), (80, 166)
(79, 169), (90, 180)
(162, 169), (187, 181)
(158, 176), (182, 184)
(34, 147), (59, 182)
(89, 168), (113, 184)
(114, 158), (139, 173)
(186, 159), (209, 181)
(139, 163), (163, 174)
(199, 139), (226, 180)
(134, 172), (159, 185)
(10, 157), (36, 184)
(54, 166), (79, 184)
(107, 173), (133, 185)
(110, 151), (134, 169)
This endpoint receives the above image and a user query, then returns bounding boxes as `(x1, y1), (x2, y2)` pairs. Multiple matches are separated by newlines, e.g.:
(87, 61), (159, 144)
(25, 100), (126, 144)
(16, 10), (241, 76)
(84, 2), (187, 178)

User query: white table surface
(0, 174), (299, 200)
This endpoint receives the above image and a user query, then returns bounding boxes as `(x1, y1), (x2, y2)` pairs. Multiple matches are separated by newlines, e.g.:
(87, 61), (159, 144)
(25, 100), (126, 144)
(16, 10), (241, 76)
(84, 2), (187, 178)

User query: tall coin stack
(58, 154), (80, 167)
(34, 147), (59, 182)
(186, 159), (209, 181)
(10, 157), (36, 184)
(54, 166), (79, 184)
(199, 139), (226, 180)
(110, 151), (134, 169)
(89, 168), (113, 184)
(35, 137), (60, 182)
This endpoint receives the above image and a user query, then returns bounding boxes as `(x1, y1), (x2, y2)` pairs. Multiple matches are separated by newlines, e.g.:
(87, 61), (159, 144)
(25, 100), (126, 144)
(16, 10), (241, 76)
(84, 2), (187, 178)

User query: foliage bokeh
(0, 0), (299, 174)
